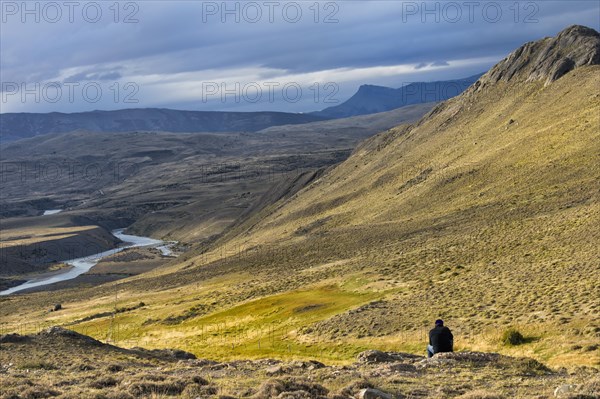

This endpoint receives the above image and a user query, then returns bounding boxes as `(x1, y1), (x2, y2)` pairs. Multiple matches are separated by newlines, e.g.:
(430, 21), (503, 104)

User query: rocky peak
(480, 25), (600, 87)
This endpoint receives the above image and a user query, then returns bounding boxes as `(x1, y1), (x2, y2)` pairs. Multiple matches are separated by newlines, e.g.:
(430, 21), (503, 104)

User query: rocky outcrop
(478, 25), (599, 87)
(434, 351), (502, 362)
(132, 348), (197, 360)
(356, 350), (420, 364)
(0, 333), (29, 344)
(38, 326), (106, 347)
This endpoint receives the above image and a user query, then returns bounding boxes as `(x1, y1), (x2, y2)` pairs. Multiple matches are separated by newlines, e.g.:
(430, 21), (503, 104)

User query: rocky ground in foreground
(1, 328), (598, 399)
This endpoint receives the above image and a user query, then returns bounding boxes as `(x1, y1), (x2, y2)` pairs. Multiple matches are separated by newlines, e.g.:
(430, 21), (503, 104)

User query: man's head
(435, 319), (444, 327)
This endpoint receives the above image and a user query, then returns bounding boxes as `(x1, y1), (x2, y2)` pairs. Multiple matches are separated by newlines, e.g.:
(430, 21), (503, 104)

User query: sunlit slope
(182, 30), (600, 363)
(233, 67), (600, 252)
(112, 28), (600, 364)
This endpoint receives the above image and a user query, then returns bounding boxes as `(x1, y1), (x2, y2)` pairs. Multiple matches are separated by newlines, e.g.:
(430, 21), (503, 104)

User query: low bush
(501, 328), (525, 346)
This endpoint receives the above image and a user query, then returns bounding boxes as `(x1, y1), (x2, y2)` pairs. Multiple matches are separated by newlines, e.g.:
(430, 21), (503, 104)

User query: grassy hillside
(1, 27), (598, 374)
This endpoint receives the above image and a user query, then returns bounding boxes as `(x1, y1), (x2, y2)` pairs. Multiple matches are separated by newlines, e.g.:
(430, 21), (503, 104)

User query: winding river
(0, 229), (170, 296)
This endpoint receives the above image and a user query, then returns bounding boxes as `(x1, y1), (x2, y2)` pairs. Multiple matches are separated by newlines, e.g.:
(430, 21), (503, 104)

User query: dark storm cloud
(1, 0), (598, 113)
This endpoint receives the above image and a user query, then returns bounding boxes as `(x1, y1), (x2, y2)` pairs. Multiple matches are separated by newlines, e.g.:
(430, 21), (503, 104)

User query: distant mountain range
(312, 73), (483, 118)
(0, 109), (328, 142)
(0, 74), (484, 142)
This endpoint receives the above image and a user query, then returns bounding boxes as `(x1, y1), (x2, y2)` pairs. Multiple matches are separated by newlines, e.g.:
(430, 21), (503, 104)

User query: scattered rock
(132, 347), (196, 360)
(554, 384), (578, 397)
(340, 380), (374, 397)
(358, 388), (394, 399)
(416, 357), (455, 369)
(266, 365), (290, 376)
(387, 362), (418, 373)
(290, 360), (326, 370)
(184, 358), (219, 367)
(434, 351), (501, 363)
(357, 350), (420, 364)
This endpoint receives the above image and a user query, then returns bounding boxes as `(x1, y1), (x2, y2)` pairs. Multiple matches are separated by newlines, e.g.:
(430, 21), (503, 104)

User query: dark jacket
(429, 325), (453, 353)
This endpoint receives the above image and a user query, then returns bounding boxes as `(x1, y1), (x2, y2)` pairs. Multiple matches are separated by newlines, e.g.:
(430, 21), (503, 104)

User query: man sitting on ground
(427, 319), (453, 358)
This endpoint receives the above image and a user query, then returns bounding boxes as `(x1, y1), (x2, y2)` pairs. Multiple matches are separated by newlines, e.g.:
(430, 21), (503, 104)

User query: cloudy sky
(1, 0), (598, 113)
